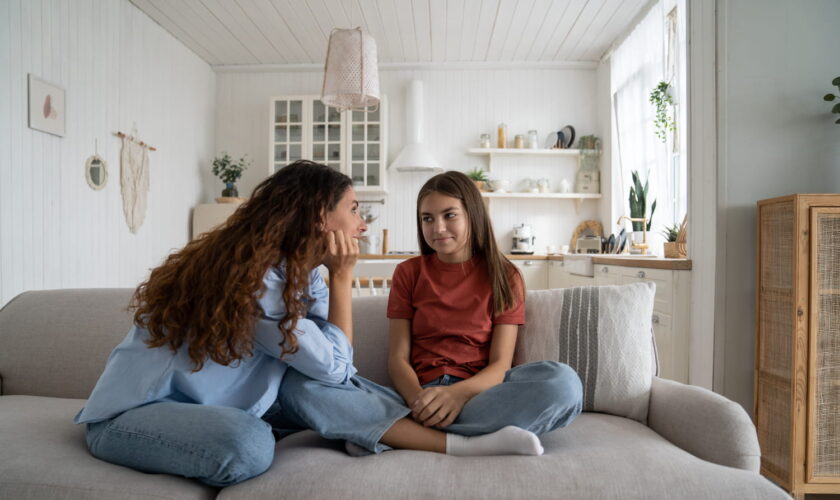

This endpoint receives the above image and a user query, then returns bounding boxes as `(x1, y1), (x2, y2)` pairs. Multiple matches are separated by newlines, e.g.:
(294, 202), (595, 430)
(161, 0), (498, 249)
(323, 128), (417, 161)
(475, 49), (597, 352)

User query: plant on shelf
(629, 170), (656, 232)
(466, 167), (489, 191)
(212, 153), (251, 198)
(649, 81), (676, 142)
(823, 76), (840, 124)
(661, 221), (686, 258)
(660, 223), (679, 242)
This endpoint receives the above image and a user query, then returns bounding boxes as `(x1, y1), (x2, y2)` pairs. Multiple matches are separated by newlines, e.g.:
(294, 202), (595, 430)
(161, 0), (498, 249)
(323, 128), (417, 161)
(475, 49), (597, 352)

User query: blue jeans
(421, 360), (583, 436)
(268, 369), (411, 454)
(85, 402), (275, 487)
(275, 360), (583, 453)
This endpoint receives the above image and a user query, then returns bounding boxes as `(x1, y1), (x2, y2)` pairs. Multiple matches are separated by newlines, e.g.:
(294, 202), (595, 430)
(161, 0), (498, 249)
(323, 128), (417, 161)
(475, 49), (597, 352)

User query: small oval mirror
(85, 154), (108, 190)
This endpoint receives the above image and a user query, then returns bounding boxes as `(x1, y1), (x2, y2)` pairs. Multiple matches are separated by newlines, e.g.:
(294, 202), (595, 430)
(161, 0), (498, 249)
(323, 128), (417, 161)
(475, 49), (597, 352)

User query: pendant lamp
(321, 27), (380, 111)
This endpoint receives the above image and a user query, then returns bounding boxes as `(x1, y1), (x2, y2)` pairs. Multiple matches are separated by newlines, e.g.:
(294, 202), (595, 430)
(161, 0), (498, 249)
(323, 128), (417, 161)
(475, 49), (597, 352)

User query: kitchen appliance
(575, 235), (602, 254)
(511, 223), (536, 254)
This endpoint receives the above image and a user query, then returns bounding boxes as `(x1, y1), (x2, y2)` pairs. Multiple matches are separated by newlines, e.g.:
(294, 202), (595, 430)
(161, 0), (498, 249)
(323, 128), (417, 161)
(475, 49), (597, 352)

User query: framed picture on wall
(28, 74), (65, 137)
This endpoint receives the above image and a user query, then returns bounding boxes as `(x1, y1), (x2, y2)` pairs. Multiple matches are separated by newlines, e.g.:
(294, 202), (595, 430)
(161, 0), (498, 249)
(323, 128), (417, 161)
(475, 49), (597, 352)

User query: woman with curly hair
(75, 161), (539, 487)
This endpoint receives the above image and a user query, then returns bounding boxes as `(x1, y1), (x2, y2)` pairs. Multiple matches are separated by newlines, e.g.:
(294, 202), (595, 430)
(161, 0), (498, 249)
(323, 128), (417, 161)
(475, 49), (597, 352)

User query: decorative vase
(222, 182), (238, 197)
(473, 180), (486, 192)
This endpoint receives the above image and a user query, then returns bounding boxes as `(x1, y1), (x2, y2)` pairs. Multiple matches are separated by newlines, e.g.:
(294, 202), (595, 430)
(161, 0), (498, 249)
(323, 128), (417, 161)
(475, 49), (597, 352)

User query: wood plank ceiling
(129, 0), (649, 67)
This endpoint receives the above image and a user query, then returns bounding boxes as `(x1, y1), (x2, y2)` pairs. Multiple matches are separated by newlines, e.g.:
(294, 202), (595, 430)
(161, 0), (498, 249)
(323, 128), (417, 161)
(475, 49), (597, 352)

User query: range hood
(388, 80), (442, 172)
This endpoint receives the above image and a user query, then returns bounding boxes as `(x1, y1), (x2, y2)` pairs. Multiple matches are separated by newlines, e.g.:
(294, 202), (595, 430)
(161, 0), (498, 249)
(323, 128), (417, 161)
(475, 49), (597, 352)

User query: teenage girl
(386, 171), (583, 444)
(76, 162), (540, 488)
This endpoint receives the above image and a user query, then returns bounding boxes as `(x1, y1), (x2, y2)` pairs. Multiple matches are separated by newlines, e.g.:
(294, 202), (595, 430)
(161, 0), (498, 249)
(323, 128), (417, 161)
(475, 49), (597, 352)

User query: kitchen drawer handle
(637, 271), (646, 278)
(652, 314), (660, 324)
(601, 266), (609, 273)
(524, 261), (533, 266)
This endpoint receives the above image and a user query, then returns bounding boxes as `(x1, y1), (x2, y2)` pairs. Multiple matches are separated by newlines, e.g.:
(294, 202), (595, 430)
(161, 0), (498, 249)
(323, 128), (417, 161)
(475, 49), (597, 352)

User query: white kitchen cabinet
(592, 262), (690, 383)
(547, 260), (595, 288)
(512, 259), (548, 290)
(270, 95), (388, 193)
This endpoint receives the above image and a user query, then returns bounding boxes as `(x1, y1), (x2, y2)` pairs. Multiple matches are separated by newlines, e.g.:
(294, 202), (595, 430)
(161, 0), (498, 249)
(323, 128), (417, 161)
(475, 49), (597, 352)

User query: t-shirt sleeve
(387, 261), (415, 319)
(492, 268), (526, 325)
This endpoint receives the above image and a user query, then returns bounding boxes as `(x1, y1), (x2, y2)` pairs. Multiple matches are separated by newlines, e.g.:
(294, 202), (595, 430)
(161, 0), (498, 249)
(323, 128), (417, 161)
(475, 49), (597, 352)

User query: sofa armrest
(647, 376), (760, 472)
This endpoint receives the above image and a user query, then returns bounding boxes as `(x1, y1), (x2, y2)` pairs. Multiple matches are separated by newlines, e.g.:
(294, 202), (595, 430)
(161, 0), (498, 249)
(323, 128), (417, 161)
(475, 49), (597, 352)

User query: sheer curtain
(610, 1), (676, 253)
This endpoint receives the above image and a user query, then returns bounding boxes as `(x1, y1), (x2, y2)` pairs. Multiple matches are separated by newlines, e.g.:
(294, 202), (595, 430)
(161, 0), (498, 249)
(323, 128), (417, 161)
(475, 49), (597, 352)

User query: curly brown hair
(416, 171), (523, 316)
(130, 160), (352, 371)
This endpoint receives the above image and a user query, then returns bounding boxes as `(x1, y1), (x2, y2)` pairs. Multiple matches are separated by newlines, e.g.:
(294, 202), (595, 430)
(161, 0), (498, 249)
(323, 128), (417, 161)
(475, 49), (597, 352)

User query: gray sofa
(0, 288), (786, 499)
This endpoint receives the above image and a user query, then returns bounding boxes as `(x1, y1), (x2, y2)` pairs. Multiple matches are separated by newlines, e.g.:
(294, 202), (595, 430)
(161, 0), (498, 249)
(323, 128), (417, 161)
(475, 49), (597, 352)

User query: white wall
(0, 0), (216, 307)
(215, 66), (607, 253)
(717, 0), (840, 411)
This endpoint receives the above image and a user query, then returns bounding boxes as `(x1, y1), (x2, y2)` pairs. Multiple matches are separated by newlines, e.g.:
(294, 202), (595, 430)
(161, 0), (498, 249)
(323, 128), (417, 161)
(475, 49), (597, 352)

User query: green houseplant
(467, 167), (489, 191)
(823, 76), (840, 124)
(660, 223), (680, 242)
(212, 153), (251, 198)
(649, 81), (676, 142)
(629, 170), (656, 232)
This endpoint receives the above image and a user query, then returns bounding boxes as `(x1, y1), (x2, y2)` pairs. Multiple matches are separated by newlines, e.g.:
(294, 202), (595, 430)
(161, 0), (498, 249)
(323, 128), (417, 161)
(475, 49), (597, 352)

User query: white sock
(445, 426), (544, 456)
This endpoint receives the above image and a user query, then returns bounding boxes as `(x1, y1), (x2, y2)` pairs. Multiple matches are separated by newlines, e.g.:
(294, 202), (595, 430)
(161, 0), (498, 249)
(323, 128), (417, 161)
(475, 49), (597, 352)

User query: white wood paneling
(0, 0), (216, 307)
(130, 0), (647, 66)
(215, 66), (608, 254)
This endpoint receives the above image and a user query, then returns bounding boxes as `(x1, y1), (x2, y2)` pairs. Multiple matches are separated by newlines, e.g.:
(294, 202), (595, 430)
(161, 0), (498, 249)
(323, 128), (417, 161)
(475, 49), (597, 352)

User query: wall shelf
(467, 148), (580, 156)
(480, 191), (601, 213)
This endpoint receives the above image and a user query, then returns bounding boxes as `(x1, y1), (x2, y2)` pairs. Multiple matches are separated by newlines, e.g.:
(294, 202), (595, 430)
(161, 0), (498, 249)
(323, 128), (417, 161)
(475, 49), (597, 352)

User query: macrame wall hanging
(115, 129), (156, 234)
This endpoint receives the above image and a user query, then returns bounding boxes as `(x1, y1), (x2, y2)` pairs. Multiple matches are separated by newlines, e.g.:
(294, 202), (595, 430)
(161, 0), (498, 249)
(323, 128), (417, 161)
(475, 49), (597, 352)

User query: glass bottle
(514, 134), (525, 149)
(480, 133), (491, 148)
(497, 123), (507, 149)
(527, 130), (539, 149)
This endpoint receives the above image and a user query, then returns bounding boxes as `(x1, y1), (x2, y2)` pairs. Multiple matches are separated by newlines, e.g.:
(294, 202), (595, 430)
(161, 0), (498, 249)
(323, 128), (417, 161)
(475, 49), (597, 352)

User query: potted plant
(649, 81), (676, 143)
(212, 153), (251, 200)
(661, 223), (681, 258)
(823, 76), (840, 124)
(467, 167), (489, 191)
(629, 170), (657, 235)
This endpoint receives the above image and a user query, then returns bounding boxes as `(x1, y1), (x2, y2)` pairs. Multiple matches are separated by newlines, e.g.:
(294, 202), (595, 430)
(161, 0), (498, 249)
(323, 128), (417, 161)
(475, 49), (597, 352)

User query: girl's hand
(322, 231), (359, 276)
(411, 386), (470, 428)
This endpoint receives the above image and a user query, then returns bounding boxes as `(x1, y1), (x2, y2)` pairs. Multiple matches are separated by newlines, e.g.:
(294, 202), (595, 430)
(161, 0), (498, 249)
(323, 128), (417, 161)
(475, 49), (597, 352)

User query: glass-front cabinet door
(269, 95), (387, 193)
(348, 105), (384, 191)
(271, 98), (304, 173)
(311, 100), (343, 172)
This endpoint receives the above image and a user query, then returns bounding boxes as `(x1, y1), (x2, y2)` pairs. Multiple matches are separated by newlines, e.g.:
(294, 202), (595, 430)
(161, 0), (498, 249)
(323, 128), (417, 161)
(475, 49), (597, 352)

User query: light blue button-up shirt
(75, 266), (356, 424)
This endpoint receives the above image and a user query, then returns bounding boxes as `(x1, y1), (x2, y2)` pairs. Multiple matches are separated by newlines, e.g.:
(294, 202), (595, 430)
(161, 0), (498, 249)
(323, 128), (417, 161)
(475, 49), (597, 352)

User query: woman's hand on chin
(322, 230), (359, 278)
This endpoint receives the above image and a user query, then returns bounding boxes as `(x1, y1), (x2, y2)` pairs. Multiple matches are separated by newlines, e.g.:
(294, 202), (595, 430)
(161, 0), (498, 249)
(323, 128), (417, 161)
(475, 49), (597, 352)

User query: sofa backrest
(0, 289), (396, 398)
(0, 288), (136, 398)
(0, 288), (655, 399)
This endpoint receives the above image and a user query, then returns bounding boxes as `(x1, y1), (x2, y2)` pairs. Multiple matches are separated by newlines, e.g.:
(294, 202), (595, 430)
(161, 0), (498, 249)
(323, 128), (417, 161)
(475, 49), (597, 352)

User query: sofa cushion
(218, 413), (786, 500)
(0, 395), (216, 500)
(514, 283), (655, 423)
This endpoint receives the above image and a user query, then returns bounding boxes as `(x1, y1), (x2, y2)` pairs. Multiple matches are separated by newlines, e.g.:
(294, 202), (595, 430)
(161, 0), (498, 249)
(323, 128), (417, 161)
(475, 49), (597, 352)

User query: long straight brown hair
(130, 160), (352, 371)
(416, 171), (523, 315)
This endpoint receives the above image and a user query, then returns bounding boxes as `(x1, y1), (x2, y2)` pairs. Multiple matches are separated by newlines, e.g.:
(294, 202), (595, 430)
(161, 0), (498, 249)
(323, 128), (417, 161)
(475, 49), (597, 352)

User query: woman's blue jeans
(85, 402), (276, 487)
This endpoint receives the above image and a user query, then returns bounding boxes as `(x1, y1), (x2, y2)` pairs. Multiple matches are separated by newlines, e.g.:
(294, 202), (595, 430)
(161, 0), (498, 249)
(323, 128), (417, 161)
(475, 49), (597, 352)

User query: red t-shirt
(387, 254), (525, 385)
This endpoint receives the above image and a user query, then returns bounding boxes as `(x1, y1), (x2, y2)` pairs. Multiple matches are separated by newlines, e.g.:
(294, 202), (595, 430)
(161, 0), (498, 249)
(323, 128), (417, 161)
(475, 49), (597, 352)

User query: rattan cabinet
(756, 194), (840, 499)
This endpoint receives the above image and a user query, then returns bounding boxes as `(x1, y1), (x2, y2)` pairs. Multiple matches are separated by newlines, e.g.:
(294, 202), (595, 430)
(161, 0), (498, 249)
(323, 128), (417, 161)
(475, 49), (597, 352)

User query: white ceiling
(130, 0), (650, 68)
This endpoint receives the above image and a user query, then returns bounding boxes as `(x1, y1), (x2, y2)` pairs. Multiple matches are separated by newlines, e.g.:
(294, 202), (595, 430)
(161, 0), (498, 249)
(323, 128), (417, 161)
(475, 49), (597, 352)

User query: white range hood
(388, 80), (442, 172)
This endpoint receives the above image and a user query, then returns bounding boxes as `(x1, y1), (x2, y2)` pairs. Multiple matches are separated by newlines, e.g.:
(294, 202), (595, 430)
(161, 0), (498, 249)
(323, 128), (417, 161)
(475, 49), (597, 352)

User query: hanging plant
(649, 81), (676, 142)
(823, 76), (840, 124)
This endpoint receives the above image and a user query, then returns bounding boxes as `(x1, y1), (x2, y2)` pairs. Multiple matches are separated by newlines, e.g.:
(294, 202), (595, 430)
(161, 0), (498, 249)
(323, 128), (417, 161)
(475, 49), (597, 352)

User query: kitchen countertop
(360, 254), (692, 270)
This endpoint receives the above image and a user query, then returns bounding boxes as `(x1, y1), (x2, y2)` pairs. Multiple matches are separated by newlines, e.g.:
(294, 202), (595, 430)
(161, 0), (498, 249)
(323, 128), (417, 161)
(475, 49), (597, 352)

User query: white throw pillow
(514, 282), (656, 423)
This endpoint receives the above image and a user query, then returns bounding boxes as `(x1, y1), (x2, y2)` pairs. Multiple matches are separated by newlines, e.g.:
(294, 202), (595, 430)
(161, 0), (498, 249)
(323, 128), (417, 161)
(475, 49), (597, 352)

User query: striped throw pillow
(514, 282), (656, 423)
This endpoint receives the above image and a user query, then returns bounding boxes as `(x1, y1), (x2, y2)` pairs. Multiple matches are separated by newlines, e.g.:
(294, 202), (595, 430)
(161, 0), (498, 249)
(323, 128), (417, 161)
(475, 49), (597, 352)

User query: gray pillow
(514, 282), (656, 423)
